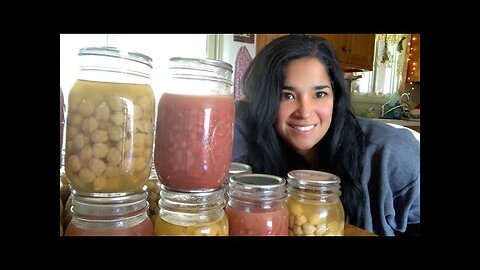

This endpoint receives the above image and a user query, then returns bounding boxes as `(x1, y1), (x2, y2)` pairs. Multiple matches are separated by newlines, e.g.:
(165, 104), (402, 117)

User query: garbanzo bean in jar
(64, 47), (155, 197)
(286, 170), (345, 236)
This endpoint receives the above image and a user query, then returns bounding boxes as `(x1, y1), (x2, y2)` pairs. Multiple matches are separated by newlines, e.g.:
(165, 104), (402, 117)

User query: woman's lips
(288, 124), (317, 135)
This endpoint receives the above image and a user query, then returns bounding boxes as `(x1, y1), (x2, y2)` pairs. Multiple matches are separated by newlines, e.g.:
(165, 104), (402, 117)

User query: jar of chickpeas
(64, 187), (153, 236)
(286, 170), (345, 236)
(64, 47), (155, 197)
(154, 185), (228, 236)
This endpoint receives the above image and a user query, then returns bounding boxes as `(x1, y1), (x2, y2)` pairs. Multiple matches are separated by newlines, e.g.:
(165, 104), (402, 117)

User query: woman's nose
(294, 98), (312, 119)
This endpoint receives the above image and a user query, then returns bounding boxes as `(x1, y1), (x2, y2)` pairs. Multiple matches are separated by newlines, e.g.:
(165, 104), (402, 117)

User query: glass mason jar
(154, 185), (228, 236)
(226, 174), (289, 236)
(154, 57), (234, 192)
(223, 162), (252, 202)
(146, 165), (161, 223)
(64, 187), (153, 236)
(60, 86), (65, 168)
(286, 170), (345, 236)
(64, 47), (155, 197)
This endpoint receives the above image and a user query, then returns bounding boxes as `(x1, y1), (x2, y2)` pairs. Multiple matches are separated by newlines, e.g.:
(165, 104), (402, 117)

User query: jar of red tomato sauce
(64, 187), (153, 236)
(226, 174), (288, 236)
(154, 57), (234, 192)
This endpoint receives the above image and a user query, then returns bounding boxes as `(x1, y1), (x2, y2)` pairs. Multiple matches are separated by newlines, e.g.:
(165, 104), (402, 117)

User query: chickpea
(294, 214), (307, 226)
(293, 225), (303, 236)
(88, 158), (106, 176)
(95, 102), (111, 121)
(73, 133), (86, 151)
(93, 143), (109, 159)
(69, 95), (81, 112)
(111, 111), (126, 127)
(106, 147), (122, 166)
(289, 203), (303, 216)
(109, 125), (124, 141)
(289, 215), (295, 229)
(78, 99), (96, 117)
(82, 117), (98, 133)
(93, 176), (107, 191)
(69, 113), (83, 127)
(302, 223), (316, 234)
(91, 130), (109, 143)
(66, 126), (79, 140)
(79, 145), (93, 161)
(107, 96), (126, 112)
(104, 165), (120, 177)
(133, 156), (147, 172)
(79, 168), (96, 184)
(66, 155), (81, 173)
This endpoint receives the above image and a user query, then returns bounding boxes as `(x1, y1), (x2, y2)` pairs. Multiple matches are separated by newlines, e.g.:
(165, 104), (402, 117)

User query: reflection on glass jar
(64, 187), (153, 236)
(64, 47), (155, 197)
(226, 174), (288, 236)
(154, 57), (234, 192)
(286, 170), (345, 236)
(154, 185), (228, 236)
(60, 86), (65, 168)
(146, 165), (161, 224)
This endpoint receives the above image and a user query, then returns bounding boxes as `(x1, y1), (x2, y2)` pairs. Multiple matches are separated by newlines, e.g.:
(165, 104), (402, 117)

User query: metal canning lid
(287, 170), (340, 186)
(228, 173), (286, 201)
(229, 162), (252, 175)
(169, 57), (233, 72)
(71, 188), (148, 217)
(78, 46), (153, 68)
(169, 57), (233, 86)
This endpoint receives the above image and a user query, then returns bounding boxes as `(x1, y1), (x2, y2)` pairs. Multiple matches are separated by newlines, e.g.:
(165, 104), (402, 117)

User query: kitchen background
(60, 33), (420, 131)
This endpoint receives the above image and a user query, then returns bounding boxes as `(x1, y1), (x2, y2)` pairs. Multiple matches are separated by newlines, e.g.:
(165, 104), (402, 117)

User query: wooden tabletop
(344, 224), (377, 236)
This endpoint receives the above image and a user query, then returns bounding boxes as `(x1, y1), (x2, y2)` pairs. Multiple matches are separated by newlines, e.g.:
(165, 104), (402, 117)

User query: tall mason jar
(154, 57), (234, 192)
(64, 47), (155, 197)
(286, 170), (345, 236)
(64, 187), (153, 236)
(226, 174), (288, 236)
(154, 185), (228, 236)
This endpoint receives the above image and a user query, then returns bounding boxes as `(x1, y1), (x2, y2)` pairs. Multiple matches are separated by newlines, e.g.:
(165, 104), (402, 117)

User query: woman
(232, 34), (420, 236)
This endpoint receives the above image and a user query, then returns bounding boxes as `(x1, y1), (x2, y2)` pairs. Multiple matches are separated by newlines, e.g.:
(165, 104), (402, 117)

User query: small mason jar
(154, 185), (228, 236)
(286, 170), (345, 236)
(64, 187), (153, 236)
(64, 47), (155, 197)
(154, 57), (234, 192)
(226, 174), (289, 236)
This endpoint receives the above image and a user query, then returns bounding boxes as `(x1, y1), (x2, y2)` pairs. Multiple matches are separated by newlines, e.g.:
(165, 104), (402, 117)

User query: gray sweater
(232, 102), (420, 236)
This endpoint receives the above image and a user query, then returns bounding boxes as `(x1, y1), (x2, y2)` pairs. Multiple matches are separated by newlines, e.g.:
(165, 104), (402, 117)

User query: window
(60, 34), (213, 106)
(351, 34), (410, 97)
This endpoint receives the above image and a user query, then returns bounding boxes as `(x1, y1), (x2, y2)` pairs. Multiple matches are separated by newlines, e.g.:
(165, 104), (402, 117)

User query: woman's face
(274, 57), (334, 157)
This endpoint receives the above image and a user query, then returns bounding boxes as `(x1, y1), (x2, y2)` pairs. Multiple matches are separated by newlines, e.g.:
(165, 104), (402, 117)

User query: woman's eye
(314, 92), (326, 98)
(281, 92), (294, 100)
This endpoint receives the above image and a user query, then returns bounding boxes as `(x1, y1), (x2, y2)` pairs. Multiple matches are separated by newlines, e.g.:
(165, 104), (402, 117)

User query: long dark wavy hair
(241, 34), (366, 225)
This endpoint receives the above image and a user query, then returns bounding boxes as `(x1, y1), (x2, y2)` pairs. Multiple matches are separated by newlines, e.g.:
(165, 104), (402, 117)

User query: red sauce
(154, 93), (234, 191)
(64, 217), (153, 236)
(226, 205), (289, 236)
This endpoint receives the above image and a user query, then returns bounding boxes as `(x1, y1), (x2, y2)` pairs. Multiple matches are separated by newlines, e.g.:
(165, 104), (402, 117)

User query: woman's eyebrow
(282, 84), (331, 90)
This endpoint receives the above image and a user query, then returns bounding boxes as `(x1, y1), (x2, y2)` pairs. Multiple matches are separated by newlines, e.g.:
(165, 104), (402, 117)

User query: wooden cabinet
(255, 34), (288, 54)
(255, 34), (375, 71)
(406, 34), (420, 83)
